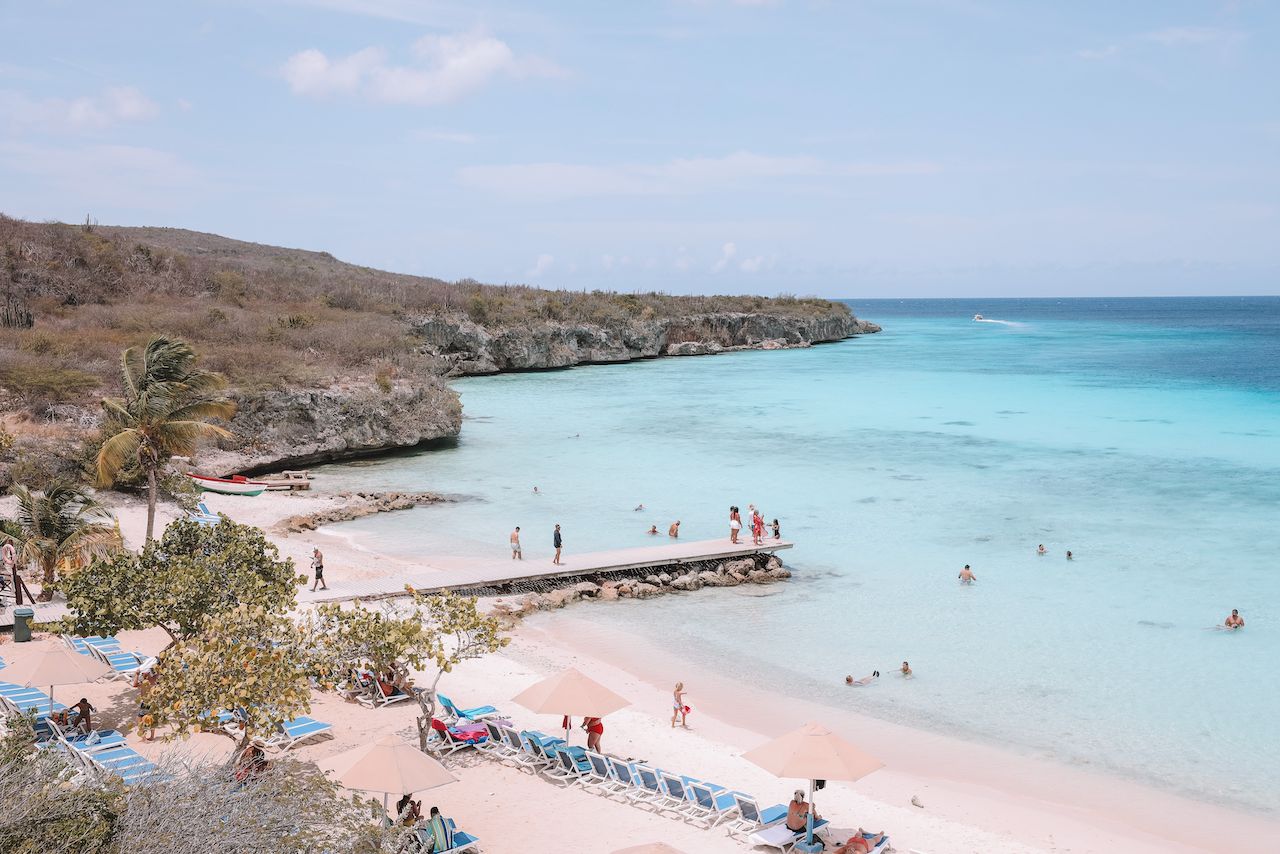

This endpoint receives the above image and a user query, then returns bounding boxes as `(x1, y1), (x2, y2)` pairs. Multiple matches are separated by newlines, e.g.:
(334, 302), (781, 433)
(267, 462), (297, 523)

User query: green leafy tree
(95, 336), (237, 542)
(146, 605), (311, 752)
(300, 591), (508, 751)
(7, 481), (122, 599)
(56, 517), (303, 646)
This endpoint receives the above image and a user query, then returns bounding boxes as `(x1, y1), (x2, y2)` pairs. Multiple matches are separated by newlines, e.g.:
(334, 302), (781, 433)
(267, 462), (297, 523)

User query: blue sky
(1, 1), (1276, 297)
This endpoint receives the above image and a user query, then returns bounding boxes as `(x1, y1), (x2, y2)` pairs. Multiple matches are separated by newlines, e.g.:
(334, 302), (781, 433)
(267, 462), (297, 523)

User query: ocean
(313, 296), (1280, 816)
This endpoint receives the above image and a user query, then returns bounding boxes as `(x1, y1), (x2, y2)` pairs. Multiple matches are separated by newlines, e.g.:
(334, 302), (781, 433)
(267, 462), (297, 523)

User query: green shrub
(0, 363), (99, 403)
(375, 372), (393, 394)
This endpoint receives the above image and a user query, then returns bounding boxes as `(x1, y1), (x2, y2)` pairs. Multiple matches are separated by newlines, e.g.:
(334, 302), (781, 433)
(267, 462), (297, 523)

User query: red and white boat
(185, 473), (270, 497)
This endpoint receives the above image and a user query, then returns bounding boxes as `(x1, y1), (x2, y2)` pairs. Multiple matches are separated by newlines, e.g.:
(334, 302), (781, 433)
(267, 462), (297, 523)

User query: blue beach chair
(437, 693), (500, 723)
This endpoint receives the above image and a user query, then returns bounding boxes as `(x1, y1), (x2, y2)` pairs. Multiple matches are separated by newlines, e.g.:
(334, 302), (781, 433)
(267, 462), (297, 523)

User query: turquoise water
(316, 298), (1280, 815)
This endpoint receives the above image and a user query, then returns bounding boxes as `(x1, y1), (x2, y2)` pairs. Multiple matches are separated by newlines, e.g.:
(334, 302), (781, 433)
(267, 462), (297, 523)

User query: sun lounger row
(62, 634), (149, 680)
(54, 731), (164, 784)
(218, 710), (335, 750)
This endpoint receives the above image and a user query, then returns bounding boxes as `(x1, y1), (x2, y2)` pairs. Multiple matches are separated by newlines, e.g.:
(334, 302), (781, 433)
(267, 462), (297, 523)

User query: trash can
(13, 607), (34, 643)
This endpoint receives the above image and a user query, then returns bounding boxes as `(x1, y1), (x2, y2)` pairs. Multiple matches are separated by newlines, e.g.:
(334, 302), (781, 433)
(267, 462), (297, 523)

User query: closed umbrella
(741, 722), (883, 853)
(317, 734), (456, 813)
(511, 667), (630, 741)
(0, 645), (112, 712)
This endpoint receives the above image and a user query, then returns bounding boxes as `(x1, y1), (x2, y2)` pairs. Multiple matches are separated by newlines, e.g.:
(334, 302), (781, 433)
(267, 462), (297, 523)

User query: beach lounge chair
(480, 721), (519, 759)
(62, 635), (124, 656)
(357, 677), (412, 709)
(437, 694), (500, 723)
(87, 745), (163, 784)
(583, 750), (631, 797)
(414, 818), (479, 854)
(59, 729), (129, 754)
(256, 716), (334, 750)
(1, 689), (68, 720)
(687, 781), (744, 828)
(605, 757), (662, 809)
(520, 732), (564, 773)
(725, 793), (789, 839)
(747, 817), (831, 852)
(85, 645), (146, 680)
(498, 727), (543, 772)
(427, 718), (487, 757)
(631, 764), (694, 817)
(659, 771), (721, 823)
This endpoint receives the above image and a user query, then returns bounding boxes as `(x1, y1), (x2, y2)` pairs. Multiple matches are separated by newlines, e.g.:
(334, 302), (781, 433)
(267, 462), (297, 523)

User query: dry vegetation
(0, 213), (849, 417)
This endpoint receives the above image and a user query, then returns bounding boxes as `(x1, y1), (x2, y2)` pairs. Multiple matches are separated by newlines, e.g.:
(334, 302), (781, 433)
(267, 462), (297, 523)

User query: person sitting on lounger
(833, 829), (887, 854)
(424, 806), (452, 852)
(396, 793), (422, 826)
(786, 790), (820, 832)
(234, 745), (270, 781)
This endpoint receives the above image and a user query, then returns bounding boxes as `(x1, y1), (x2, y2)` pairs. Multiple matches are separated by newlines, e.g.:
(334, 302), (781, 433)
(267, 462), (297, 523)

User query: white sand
(9, 489), (1271, 854)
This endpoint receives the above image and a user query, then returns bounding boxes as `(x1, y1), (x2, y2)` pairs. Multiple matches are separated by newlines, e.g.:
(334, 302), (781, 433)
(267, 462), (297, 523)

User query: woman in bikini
(729, 506), (742, 543)
(583, 716), (604, 751)
(671, 683), (688, 728)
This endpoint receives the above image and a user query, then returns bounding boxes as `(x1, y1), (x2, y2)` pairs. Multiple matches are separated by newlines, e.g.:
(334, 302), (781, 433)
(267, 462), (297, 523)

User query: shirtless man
(786, 790), (820, 832)
(668, 521), (680, 538)
(1225, 609), (1244, 629)
(1037, 544), (1046, 554)
(958, 565), (977, 583)
(510, 527), (521, 560)
(646, 525), (658, 535)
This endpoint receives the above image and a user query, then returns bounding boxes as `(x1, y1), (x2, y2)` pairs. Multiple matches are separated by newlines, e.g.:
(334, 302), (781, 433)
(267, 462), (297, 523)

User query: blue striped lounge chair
(63, 636), (123, 656)
(747, 816), (831, 852)
(87, 745), (162, 784)
(605, 757), (662, 809)
(688, 780), (745, 828)
(437, 694), (500, 723)
(61, 729), (129, 754)
(415, 817), (480, 854)
(257, 716), (334, 750)
(725, 793), (789, 838)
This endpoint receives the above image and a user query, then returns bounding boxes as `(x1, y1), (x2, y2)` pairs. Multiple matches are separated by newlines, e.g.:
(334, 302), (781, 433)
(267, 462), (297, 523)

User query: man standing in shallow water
(510, 527), (521, 560)
(1225, 609), (1244, 628)
(958, 565), (977, 583)
(553, 524), (563, 565)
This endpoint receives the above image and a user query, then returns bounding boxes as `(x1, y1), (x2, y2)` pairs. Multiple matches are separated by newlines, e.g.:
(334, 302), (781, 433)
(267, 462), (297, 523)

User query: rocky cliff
(410, 311), (880, 374)
(194, 381), (462, 477)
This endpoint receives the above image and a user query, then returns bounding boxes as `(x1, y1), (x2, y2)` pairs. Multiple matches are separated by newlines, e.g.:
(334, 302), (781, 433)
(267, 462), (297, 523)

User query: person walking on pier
(729, 506), (741, 543)
(510, 527), (522, 560)
(310, 547), (327, 592)
(553, 524), (563, 565)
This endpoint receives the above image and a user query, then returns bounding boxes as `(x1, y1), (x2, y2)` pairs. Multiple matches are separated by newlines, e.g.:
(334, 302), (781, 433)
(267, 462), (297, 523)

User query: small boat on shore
(185, 473), (269, 497)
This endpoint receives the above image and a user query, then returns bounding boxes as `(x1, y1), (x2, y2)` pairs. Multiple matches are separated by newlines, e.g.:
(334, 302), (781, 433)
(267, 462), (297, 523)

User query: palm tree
(8, 482), (123, 599)
(96, 336), (238, 541)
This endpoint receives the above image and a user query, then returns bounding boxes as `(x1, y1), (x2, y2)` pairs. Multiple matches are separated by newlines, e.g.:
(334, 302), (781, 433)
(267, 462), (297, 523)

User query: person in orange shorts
(832, 829), (886, 854)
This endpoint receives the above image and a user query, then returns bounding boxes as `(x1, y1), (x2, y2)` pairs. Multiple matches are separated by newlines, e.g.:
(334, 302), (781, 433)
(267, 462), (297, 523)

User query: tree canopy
(7, 481), (122, 596)
(95, 336), (236, 541)
(56, 516), (303, 644)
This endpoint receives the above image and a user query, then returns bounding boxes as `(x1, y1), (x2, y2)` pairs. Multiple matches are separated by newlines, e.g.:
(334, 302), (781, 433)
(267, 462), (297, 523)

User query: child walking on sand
(672, 682), (690, 728)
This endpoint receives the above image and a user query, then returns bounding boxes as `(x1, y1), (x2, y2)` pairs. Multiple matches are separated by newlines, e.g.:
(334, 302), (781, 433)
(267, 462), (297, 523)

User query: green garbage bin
(13, 607), (34, 643)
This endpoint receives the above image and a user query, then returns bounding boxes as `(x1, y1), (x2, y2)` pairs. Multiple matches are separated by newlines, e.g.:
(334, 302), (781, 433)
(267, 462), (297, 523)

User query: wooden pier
(295, 537), (793, 606)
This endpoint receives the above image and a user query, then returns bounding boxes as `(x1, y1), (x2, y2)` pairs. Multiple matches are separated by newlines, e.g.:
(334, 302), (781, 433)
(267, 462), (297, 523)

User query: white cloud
(711, 242), (737, 273)
(526, 253), (553, 276)
(0, 141), (211, 210)
(739, 255), (765, 273)
(602, 253), (614, 270)
(1142, 27), (1247, 47)
(0, 86), (160, 133)
(459, 151), (941, 199)
(281, 30), (567, 107)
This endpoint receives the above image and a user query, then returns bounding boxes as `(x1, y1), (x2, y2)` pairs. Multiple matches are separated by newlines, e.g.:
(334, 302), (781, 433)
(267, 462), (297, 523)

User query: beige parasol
(611, 844), (690, 854)
(511, 666), (630, 741)
(0, 645), (112, 710)
(741, 722), (884, 852)
(317, 734), (456, 811)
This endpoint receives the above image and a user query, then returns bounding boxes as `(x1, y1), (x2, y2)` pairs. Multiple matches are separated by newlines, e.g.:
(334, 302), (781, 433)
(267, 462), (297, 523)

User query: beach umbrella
(317, 734), (456, 812)
(741, 721), (884, 853)
(0, 645), (112, 711)
(511, 667), (630, 741)
(611, 844), (689, 854)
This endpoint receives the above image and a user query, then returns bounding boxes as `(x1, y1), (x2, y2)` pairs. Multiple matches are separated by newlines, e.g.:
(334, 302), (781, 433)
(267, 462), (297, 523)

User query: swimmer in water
(1225, 609), (1244, 629)
(1037, 544), (1046, 554)
(899, 662), (912, 679)
(646, 525), (658, 535)
(1066, 550), (1073, 560)
(958, 565), (977, 583)
(533, 487), (539, 493)
(845, 672), (879, 686)
(634, 504), (643, 511)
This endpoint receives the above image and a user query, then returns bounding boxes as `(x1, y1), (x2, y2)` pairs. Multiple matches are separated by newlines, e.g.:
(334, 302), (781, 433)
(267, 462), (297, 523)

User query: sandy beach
(9, 488), (1273, 854)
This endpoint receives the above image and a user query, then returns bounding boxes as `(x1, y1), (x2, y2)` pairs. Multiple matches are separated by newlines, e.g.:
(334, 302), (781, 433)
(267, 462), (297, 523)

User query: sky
(1, 1), (1277, 298)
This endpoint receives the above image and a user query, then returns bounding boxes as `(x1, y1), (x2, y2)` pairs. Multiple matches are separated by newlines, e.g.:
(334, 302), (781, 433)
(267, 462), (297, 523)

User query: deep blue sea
(315, 296), (1280, 815)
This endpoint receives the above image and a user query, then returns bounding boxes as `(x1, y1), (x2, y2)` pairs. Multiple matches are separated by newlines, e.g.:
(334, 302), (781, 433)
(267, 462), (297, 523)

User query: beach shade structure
(511, 666), (630, 741)
(611, 844), (690, 854)
(741, 721), (884, 854)
(0, 644), (113, 709)
(316, 734), (457, 813)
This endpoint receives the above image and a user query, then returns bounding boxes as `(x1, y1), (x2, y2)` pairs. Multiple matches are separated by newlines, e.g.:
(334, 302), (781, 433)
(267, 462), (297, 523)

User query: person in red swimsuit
(583, 717), (604, 751)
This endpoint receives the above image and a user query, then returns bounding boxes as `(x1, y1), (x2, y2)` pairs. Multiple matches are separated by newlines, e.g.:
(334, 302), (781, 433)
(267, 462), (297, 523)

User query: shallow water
(314, 297), (1280, 815)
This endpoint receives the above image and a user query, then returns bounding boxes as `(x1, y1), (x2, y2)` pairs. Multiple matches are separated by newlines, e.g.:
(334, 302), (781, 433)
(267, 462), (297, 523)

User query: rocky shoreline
(413, 311), (880, 374)
(272, 490), (452, 535)
(487, 553), (792, 629)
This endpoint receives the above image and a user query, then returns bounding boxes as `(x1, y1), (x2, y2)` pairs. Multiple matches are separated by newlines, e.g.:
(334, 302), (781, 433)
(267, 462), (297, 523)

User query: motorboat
(973, 314), (984, 321)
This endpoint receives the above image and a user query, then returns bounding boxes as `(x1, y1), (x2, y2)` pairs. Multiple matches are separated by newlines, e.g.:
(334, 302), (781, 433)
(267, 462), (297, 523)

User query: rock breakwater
(274, 490), (451, 534)
(487, 554), (792, 628)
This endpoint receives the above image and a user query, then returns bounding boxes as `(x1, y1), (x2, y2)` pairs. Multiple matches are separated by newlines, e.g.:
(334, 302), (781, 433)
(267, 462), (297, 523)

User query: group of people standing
(729, 505), (779, 545)
(509, 524), (564, 564)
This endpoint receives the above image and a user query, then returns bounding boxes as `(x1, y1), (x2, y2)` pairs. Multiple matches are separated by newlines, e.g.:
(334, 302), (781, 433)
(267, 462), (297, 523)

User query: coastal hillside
(0, 214), (877, 482)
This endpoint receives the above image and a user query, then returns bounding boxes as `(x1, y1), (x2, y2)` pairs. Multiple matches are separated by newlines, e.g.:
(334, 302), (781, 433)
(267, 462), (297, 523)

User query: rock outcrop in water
(410, 312), (880, 374)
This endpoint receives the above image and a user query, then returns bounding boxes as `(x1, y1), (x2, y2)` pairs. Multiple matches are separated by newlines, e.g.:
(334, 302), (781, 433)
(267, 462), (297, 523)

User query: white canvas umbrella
(317, 734), (456, 812)
(741, 722), (884, 852)
(0, 645), (112, 711)
(511, 667), (630, 741)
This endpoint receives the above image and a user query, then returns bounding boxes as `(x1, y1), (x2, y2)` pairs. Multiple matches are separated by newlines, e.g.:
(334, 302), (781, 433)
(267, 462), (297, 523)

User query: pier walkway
(296, 536), (793, 605)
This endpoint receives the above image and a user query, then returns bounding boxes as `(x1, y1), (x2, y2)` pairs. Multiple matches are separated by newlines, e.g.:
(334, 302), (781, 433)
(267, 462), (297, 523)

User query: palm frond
(166, 399), (238, 423)
(97, 429), (143, 487)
